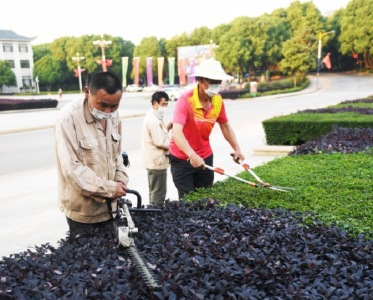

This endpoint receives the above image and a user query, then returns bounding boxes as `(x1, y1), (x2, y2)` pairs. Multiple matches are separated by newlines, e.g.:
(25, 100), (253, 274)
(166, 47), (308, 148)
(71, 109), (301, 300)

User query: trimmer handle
(230, 153), (250, 170)
(230, 153), (240, 163)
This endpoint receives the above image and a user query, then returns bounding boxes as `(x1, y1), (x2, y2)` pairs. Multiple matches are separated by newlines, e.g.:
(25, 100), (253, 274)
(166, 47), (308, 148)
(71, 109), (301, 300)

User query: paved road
(0, 72), (372, 257)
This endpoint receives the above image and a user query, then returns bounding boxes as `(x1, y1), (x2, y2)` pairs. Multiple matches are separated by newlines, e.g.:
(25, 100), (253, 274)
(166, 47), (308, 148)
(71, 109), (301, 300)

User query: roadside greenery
(26, 0), (373, 93)
(239, 76), (309, 99)
(183, 153), (373, 238)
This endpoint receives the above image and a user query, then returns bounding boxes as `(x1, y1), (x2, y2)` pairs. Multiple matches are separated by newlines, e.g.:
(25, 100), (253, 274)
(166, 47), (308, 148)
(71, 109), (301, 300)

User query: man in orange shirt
(169, 59), (245, 199)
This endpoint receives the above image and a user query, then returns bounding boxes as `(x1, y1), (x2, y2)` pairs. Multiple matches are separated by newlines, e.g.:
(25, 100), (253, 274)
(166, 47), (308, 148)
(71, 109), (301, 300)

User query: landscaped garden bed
(262, 97), (373, 145)
(0, 99), (58, 112)
(1, 99), (373, 299)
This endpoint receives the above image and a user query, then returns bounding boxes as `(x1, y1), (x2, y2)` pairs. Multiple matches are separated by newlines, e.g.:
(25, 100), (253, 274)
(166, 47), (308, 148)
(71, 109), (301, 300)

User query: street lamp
(72, 52), (85, 94)
(93, 35), (112, 72)
(316, 30), (335, 89)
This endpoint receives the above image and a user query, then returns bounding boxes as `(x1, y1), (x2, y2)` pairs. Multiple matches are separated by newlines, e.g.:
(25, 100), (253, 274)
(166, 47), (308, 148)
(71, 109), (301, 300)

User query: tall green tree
(32, 44), (52, 63)
(224, 15), (290, 73)
(33, 56), (65, 92)
(189, 27), (212, 45)
(0, 60), (16, 90)
(253, 16), (291, 69)
(280, 28), (316, 86)
(215, 32), (252, 81)
(286, 1), (327, 54)
(286, 1), (326, 35)
(222, 17), (258, 78)
(211, 24), (231, 45)
(339, 0), (373, 68)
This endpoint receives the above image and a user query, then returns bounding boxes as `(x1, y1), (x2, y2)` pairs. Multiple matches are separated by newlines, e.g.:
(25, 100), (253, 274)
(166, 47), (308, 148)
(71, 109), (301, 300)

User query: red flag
(351, 49), (358, 59)
(106, 59), (112, 67)
(74, 69), (85, 77)
(322, 53), (332, 69)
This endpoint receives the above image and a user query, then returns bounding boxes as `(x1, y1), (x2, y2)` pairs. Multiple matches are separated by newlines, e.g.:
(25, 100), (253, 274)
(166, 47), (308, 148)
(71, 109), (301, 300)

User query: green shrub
(183, 153), (373, 238)
(257, 82), (270, 89)
(262, 113), (373, 145)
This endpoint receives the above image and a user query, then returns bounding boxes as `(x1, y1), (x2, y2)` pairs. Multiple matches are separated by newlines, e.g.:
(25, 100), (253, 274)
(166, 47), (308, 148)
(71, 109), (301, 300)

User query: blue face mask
(89, 92), (116, 120)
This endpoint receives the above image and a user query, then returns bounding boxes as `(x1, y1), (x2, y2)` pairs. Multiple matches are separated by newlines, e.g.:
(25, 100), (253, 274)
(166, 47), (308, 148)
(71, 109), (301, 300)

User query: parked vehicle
(143, 84), (159, 92)
(125, 84), (143, 92)
(157, 84), (180, 91)
(182, 83), (198, 91)
(159, 87), (185, 101)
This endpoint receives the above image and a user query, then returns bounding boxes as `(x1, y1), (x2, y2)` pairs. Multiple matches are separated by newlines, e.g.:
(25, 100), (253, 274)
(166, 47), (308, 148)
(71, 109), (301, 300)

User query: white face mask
(157, 106), (168, 117)
(89, 92), (116, 120)
(203, 79), (221, 97)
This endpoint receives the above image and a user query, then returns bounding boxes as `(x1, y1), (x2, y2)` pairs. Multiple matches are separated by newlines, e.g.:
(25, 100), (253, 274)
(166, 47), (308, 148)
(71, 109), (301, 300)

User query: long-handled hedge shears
(230, 153), (296, 192)
(204, 165), (259, 188)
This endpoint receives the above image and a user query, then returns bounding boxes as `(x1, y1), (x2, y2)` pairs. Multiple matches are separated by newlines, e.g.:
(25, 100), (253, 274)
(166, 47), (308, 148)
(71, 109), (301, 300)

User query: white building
(0, 30), (34, 93)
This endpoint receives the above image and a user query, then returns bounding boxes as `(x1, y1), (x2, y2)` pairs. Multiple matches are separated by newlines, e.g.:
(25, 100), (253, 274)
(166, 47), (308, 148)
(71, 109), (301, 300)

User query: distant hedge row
(220, 77), (307, 100)
(0, 99), (58, 111)
(262, 98), (373, 145)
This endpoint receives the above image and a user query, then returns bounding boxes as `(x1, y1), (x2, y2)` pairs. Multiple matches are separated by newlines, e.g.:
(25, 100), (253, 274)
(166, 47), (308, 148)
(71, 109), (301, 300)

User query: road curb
(253, 146), (295, 156)
(0, 113), (146, 135)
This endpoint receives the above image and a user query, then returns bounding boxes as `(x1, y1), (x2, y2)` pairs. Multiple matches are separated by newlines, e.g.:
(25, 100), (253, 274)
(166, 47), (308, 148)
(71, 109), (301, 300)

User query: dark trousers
(66, 217), (113, 234)
(147, 168), (167, 206)
(170, 153), (214, 199)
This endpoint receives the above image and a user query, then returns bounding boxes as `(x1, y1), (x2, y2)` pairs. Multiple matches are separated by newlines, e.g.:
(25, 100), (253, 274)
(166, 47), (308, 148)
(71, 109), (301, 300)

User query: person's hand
(188, 153), (205, 169)
(114, 182), (128, 198)
(232, 150), (245, 163)
(167, 122), (173, 131)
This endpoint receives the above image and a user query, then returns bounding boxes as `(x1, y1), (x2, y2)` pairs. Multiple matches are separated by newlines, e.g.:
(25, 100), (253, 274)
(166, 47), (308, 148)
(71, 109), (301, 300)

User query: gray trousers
(147, 168), (167, 206)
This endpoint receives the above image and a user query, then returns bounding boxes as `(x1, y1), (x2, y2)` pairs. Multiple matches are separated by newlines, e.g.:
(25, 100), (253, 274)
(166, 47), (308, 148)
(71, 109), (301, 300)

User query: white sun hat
(188, 58), (233, 80)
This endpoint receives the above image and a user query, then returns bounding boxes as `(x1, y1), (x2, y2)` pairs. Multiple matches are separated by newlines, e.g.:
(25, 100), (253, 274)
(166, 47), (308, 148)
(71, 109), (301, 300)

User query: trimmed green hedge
(262, 113), (373, 145)
(183, 153), (373, 238)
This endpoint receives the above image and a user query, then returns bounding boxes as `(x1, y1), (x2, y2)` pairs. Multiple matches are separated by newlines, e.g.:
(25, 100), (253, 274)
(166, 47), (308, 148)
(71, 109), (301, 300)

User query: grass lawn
(183, 153), (373, 238)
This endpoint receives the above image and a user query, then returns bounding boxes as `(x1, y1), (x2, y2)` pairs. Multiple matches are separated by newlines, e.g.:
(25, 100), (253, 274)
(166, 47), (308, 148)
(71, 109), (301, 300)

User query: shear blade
(265, 186), (288, 192)
(272, 186), (297, 191)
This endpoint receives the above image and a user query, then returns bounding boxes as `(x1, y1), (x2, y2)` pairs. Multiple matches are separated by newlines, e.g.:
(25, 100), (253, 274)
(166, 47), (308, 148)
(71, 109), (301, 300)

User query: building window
(20, 60), (30, 68)
(22, 76), (32, 87)
(5, 60), (15, 68)
(3, 44), (13, 52)
(19, 45), (28, 53)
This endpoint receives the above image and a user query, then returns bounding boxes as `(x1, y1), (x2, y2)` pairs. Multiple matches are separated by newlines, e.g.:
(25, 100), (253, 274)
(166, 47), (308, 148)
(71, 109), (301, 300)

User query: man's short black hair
(89, 72), (122, 95)
(151, 91), (169, 104)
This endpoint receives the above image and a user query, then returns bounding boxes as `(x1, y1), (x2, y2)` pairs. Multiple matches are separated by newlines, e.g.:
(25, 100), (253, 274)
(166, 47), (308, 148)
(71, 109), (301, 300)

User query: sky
(1, 0), (352, 46)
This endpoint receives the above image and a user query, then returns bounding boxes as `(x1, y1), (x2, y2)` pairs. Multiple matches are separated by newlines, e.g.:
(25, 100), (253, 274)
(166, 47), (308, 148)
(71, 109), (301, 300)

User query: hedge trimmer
(109, 190), (161, 289)
(230, 153), (296, 192)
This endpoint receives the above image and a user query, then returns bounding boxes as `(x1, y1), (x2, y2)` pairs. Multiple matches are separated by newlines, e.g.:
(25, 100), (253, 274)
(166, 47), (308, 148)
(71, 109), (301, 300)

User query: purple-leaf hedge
(1, 200), (373, 299)
(290, 126), (373, 156)
(297, 106), (373, 115)
(0, 99), (58, 111)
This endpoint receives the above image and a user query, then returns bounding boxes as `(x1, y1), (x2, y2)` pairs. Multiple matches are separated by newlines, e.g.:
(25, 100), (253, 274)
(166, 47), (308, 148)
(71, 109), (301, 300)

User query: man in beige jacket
(141, 91), (172, 206)
(55, 72), (129, 233)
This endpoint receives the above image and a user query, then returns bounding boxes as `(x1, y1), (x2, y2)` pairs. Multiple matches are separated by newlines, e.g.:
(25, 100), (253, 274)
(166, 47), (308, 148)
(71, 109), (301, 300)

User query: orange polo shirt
(170, 86), (228, 160)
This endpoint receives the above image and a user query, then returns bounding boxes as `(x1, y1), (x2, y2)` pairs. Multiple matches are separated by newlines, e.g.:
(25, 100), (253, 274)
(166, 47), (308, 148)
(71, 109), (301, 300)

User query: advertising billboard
(177, 44), (215, 85)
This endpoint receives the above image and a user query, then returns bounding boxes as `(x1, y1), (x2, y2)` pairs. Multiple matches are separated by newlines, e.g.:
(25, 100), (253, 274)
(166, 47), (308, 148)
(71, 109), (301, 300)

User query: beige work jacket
(54, 97), (129, 223)
(141, 108), (170, 170)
